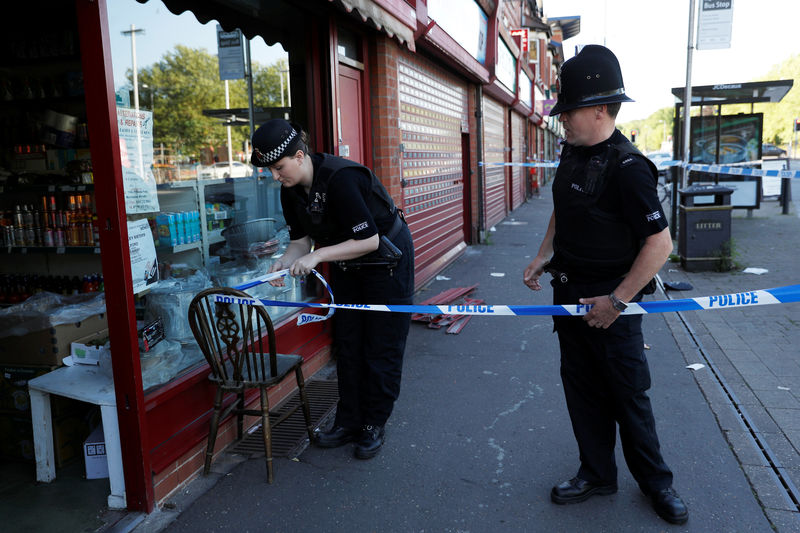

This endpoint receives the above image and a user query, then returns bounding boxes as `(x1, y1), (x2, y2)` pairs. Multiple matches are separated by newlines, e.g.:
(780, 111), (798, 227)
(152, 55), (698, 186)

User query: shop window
(105, 0), (314, 391)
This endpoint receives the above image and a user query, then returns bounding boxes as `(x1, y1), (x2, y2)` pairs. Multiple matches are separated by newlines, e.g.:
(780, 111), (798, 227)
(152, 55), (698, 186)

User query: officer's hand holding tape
(578, 294), (620, 329)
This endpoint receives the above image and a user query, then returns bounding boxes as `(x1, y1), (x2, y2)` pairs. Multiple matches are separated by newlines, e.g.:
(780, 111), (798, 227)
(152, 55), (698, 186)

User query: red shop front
(0, 0), (405, 512)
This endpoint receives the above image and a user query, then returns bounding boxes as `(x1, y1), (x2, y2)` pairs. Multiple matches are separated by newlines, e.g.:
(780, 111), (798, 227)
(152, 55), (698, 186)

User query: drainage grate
(231, 379), (339, 458)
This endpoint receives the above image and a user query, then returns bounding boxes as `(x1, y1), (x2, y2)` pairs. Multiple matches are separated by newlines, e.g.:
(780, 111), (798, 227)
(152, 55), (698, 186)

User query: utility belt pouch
(337, 235), (402, 270)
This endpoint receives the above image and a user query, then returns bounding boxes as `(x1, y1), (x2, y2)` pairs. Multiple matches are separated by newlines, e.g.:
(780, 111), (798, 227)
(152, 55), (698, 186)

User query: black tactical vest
(552, 137), (658, 281)
(289, 154), (396, 246)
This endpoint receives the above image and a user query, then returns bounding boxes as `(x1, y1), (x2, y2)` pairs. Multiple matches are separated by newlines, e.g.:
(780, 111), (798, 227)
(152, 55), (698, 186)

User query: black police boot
(314, 425), (360, 448)
(550, 477), (618, 504)
(354, 425), (385, 460)
(651, 487), (688, 525)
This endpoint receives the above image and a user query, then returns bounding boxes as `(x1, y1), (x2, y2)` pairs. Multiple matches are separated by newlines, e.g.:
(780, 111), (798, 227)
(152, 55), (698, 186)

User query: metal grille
(398, 60), (468, 282)
(231, 379), (339, 458)
(482, 95), (507, 229)
(510, 112), (526, 210)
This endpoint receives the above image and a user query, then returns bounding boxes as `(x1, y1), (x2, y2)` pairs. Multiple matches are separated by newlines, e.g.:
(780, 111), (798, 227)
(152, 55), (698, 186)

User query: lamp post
(121, 24), (145, 110)
(121, 23), (146, 179)
(280, 69), (291, 116)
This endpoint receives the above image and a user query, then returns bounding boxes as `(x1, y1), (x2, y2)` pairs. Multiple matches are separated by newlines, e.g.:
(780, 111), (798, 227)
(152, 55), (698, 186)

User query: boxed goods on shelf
(0, 292), (107, 366)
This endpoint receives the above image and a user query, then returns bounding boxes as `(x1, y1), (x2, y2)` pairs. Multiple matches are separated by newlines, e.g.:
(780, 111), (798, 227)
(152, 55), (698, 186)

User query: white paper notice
(117, 107), (159, 214)
(128, 218), (159, 294)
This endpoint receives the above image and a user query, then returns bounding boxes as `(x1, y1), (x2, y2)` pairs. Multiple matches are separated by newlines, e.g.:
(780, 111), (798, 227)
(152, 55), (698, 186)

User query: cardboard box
(0, 365), (54, 413)
(0, 414), (34, 462)
(83, 424), (108, 479)
(0, 313), (107, 366)
(70, 329), (108, 365)
(0, 400), (92, 466)
(54, 412), (91, 468)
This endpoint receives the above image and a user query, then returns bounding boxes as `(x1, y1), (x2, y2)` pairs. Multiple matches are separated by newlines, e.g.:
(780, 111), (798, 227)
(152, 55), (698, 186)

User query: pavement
(127, 175), (800, 533)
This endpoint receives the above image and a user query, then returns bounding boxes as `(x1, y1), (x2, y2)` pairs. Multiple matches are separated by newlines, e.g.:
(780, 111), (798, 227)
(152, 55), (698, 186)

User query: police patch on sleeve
(352, 221), (369, 233)
(645, 211), (662, 222)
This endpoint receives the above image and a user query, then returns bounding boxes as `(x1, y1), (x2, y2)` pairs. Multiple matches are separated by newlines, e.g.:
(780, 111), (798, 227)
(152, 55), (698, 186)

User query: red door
(337, 63), (364, 164)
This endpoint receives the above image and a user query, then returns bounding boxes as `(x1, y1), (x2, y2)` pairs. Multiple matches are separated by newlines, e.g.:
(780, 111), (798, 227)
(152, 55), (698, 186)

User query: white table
(28, 364), (126, 509)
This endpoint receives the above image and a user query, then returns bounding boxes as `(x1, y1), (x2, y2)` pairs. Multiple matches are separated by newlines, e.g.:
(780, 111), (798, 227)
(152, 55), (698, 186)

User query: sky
(108, 0), (287, 92)
(546, 0), (800, 123)
(107, 0), (800, 124)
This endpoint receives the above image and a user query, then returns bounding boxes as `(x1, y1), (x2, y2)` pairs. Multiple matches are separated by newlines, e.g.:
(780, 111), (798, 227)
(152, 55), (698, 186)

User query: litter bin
(678, 184), (734, 272)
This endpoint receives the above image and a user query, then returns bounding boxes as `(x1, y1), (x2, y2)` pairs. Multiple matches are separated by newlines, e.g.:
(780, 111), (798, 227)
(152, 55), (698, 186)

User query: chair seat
(211, 353), (304, 388)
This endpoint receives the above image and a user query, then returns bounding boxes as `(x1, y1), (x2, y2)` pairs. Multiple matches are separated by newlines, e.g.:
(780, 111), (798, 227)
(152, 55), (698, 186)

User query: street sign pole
(681, 0), (696, 191)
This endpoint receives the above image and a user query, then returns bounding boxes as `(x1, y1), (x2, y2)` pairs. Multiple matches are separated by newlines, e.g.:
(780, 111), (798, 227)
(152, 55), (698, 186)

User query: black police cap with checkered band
(251, 119), (304, 167)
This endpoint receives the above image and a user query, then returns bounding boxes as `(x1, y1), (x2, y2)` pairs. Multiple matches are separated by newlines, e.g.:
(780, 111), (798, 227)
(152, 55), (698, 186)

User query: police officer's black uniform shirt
(553, 129), (668, 282)
(281, 153), (393, 245)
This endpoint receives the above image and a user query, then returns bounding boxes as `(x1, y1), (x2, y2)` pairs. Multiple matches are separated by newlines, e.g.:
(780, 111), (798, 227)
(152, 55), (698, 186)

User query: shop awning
(141, 0), (415, 52)
(330, 0), (416, 52)
(547, 16), (580, 40)
(671, 79), (794, 106)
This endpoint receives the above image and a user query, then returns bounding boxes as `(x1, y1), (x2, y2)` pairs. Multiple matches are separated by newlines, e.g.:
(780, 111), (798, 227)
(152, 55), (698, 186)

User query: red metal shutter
(398, 60), (468, 285)
(482, 95), (507, 229)
(510, 112), (525, 210)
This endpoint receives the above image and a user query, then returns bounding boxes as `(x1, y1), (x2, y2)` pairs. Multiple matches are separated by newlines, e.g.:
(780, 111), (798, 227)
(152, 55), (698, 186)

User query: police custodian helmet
(549, 45), (634, 116)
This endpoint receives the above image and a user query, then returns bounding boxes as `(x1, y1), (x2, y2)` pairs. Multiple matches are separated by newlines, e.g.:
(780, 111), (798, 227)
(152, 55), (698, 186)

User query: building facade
(1, 0), (573, 513)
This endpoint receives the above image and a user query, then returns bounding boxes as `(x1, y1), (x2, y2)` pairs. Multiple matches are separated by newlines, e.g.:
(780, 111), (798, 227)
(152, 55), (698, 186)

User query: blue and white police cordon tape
(229, 269), (336, 325)
(216, 270), (800, 325)
(479, 160), (800, 179)
(683, 163), (800, 179)
(479, 161), (560, 168)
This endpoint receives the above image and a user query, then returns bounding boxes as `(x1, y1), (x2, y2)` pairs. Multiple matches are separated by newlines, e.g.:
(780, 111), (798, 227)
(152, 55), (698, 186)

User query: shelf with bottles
(0, 272), (103, 306)
(1, 191), (99, 249)
(0, 180), (94, 195)
(1, 245), (100, 255)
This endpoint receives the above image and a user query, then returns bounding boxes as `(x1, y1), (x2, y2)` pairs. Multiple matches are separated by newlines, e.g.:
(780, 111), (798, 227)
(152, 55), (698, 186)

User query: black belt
(385, 210), (405, 242)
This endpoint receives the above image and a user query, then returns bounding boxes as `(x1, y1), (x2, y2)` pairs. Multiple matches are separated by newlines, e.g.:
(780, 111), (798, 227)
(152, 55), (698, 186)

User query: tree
(131, 46), (286, 162)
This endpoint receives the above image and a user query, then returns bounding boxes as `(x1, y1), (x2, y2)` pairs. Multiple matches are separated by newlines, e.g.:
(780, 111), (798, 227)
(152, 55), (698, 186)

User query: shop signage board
(217, 25), (245, 80)
(127, 218), (159, 295)
(519, 72), (532, 108)
(117, 107), (159, 213)
(427, 0), (488, 64)
(697, 0), (734, 50)
(496, 38), (517, 92)
(510, 29), (528, 54)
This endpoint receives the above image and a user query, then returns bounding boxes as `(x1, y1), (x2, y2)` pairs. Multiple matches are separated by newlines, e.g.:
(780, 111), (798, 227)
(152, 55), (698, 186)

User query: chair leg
(204, 387), (224, 475)
(237, 391), (245, 441)
(260, 387), (274, 483)
(295, 366), (314, 442)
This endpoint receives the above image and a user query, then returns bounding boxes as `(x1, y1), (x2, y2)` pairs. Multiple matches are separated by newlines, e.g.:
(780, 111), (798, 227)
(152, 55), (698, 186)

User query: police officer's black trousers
(329, 226), (414, 429)
(553, 281), (673, 495)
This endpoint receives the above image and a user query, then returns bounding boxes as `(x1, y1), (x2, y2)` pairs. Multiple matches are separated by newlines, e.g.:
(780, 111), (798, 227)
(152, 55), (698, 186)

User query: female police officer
(250, 119), (414, 459)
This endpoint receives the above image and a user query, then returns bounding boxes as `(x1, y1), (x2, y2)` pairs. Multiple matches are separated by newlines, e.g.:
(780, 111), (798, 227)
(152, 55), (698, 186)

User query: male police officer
(522, 45), (688, 525)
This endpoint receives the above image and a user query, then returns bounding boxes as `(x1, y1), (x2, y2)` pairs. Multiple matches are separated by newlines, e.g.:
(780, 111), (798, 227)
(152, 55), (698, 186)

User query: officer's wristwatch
(608, 292), (628, 312)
